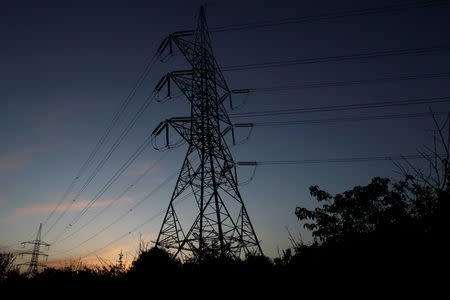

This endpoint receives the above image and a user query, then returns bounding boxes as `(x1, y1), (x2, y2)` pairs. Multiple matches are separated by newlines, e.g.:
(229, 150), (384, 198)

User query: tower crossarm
(21, 240), (50, 247)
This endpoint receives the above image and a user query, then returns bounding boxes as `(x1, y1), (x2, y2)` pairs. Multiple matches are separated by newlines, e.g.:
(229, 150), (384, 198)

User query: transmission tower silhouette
(18, 223), (50, 274)
(151, 6), (262, 259)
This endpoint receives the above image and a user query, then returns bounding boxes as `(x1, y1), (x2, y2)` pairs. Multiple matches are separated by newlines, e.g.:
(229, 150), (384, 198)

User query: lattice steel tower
(152, 6), (262, 259)
(19, 223), (50, 274)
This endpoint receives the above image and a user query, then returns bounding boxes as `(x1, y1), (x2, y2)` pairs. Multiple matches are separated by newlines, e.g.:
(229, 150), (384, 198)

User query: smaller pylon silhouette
(18, 223), (50, 274)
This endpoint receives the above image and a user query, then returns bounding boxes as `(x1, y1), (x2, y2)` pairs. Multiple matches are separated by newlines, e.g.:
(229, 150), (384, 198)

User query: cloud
(7, 198), (118, 220)
(0, 149), (34, 171)
(117, 196), (134, 204)
(0, 143), (63, 173)
(125, 161), (158, 176)
(0, 197), (7, 205)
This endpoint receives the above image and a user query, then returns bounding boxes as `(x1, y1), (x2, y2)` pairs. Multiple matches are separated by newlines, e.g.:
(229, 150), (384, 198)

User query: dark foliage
(294, 174), (448, 283)
(0, 252), (17, 282)
(128, 246), (180, 281)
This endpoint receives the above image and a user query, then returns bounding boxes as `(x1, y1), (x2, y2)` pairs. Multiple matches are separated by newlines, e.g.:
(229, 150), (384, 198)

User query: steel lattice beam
(152, 6), (262, 260)
(19, 223), (50, 274)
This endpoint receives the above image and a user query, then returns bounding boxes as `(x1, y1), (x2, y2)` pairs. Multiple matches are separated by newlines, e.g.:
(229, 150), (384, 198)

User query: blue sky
(1, 0), (449, 266)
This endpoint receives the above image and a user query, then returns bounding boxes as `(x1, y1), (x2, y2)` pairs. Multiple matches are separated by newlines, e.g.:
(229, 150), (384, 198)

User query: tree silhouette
(128, 246), (180, 280)
(293, 113), (449, 280)
(296, 177), (419, 244)
(0, 252), (17, 282)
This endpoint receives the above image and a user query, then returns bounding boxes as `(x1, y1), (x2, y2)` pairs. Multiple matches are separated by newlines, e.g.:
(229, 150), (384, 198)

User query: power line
(63, 135), (154, 232)
(230, 96), (450, 118)
(0, 242), (23, 252)
(238, 71), (450, 94)
(237, 154), (429, 166)
(222, 44), (450, 72)
(74, 191), (194, 262)
(49, 132), (164, 245)
(44, 89), (158, 239)
(233, 112), (447, 127)
(53, 151), (203, 257)
(51, 166), (181, 255)
(54, 151), (170, 245)
(51, 140), (200, 257)
(42, 53), (159, 228)
(210, 0), (448, 32)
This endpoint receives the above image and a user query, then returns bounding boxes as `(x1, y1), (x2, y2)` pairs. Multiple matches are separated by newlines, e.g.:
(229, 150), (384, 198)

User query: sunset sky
(1, 0), (449, 267)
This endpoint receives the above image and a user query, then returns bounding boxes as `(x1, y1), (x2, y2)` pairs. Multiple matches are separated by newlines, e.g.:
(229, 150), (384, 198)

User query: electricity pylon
(151, 6), (262, 260)
(18, 223), (50, 274)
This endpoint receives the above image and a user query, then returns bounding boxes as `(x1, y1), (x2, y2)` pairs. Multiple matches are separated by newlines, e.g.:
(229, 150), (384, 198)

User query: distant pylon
(19, 223), (50, 274)
(152, 6), (262, 260)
